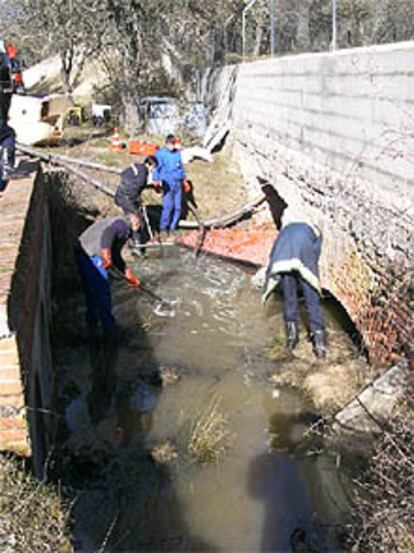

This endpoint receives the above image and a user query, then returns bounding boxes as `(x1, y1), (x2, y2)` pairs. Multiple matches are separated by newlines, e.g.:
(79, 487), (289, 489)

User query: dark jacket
(0, 124), (15, 143)
(263, 223), (322, 303)
(79, 217), (131, 273)
(0, 53), (12, 92)
(115, 162), (148, 208)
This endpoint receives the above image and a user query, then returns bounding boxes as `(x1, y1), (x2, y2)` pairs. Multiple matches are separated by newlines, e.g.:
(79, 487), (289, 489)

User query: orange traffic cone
(110, 128), (124, 152)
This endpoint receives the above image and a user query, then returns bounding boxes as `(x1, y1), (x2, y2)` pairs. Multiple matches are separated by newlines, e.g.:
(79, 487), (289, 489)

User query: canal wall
(0, 168), (53, 475)
(208, 41), (414, 365)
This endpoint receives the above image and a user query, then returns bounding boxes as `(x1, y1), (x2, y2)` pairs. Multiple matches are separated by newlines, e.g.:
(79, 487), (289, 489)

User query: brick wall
(209, 42), (414, 365)
(0, 167), (53, 472)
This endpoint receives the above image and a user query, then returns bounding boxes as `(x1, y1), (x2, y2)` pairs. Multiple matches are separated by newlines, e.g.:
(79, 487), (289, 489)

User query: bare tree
(2, 0), (107, 100)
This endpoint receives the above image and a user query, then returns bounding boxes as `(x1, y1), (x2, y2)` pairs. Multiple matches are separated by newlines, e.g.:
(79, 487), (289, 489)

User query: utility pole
(242, 0), (258, 59)
(269, 0), (276, 56)
(332, 0), (337, 50)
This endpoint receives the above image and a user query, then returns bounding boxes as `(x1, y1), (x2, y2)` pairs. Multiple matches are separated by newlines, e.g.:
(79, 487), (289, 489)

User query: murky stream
(55, 247), (355, 552)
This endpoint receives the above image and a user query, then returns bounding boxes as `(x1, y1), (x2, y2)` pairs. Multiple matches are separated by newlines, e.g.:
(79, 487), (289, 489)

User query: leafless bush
(350, 393), (414, 552)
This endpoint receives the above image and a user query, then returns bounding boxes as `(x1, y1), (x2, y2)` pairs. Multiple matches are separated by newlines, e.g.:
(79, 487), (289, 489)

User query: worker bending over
(153, 134), (187, 237)
(115, 156), (157, 256)
(262, 220), (326, 359)
(76, 217), (140, 334)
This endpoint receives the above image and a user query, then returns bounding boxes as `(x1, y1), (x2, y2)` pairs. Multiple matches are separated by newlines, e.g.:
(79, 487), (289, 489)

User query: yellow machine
(65, 105), (83, 126)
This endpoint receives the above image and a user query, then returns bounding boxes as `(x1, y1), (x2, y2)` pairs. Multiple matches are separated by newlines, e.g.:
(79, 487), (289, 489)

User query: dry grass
(151, 441), (179, 464)
(350, 393), (414, 551)
(185, 148), (247, 220)
(188, 395), (233, 464)
(303, 362), (366, 412)
(267, 329), (372, 415)
(0, 454), (71, 552)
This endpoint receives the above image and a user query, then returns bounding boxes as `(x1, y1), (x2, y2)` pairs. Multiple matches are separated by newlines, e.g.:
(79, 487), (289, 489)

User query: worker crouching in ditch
(262, 219), (327, 359)
(75, 217), (140, 336)
(114, 155), (158, 256)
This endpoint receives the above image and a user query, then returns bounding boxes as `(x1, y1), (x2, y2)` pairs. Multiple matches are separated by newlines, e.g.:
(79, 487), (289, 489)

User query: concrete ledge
(0, 170), (41, 457)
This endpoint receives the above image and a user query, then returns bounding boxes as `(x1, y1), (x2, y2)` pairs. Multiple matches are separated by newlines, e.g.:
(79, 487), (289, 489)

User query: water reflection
(55, 247), (353, 551)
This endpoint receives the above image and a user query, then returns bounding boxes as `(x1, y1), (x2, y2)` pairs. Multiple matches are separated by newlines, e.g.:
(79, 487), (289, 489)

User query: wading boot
(311, 329), (326, 359)
(286, 322), (299, 350)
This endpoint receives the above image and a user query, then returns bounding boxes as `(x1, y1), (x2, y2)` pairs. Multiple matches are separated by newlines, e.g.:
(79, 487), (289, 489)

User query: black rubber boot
(311, 329), (326, 359)
(286, 321), (299, 350)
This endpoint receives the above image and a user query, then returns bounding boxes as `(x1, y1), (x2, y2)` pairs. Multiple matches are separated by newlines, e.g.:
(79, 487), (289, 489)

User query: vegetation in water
(188, 395), (233, 464)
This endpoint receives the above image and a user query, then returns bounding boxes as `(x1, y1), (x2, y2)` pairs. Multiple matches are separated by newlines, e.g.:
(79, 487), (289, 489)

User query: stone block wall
(211, 42), (414, 364)
(0, 168), (53, 474)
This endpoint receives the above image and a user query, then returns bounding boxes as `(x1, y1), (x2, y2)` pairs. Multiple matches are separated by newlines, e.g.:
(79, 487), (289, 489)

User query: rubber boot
(311, 329), (326, 359)
(286, 321), (299, 350)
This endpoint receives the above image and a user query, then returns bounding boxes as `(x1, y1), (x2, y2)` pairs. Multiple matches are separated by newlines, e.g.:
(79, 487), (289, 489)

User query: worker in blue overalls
(153, 134), (187, 237)
(76, 217), (140, 334)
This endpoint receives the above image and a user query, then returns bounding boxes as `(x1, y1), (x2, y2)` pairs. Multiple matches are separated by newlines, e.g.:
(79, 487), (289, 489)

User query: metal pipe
(18, 142), (267, 231)
(16, 143), (122, 175)
(242, 0), (258, 59)
(332, 0), (337, 51)
(224, 14), (235, 63)
(269, 0), (276, 56)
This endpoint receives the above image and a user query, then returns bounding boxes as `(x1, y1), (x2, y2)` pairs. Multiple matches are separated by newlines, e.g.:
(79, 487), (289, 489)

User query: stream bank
(44, 167), (370, 550)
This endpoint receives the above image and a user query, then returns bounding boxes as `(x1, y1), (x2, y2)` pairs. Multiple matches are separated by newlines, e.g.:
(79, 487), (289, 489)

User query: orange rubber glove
(182, 179), (191, 193)
(125, 267), (141, 288)
(101, 248), (112, 269)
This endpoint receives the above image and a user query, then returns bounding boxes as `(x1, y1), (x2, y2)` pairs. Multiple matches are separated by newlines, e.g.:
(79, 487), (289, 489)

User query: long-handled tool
(109, 266), (178, 317)
(142, 204), (166, 255)
(142, 205), (154, 241)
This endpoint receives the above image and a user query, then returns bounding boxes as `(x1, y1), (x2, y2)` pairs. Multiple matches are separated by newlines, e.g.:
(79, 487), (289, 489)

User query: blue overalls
(75, 248), (116, 330)
(154, 147), (185, 231)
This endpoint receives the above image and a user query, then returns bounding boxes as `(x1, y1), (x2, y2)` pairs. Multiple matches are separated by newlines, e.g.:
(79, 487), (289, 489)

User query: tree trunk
(60, 50), (75, 105)
(253, 25), (263, 56)
(120, 88), (141, 136)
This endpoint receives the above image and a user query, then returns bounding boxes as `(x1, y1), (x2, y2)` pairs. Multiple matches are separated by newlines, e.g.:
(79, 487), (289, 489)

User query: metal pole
(242, 0), (258, 59)
(224, 14), (235, 64)
(332, 0), (337, 51)
(269, 0), (276, 56)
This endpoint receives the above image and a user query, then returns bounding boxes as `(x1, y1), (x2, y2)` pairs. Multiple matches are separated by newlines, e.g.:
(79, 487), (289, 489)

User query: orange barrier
(178, 227), (277, 266)
(128, 140), (159, 157)
(110, 128), (124, 152)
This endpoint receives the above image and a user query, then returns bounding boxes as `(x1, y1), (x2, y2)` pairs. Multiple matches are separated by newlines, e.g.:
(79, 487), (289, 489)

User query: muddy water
(58, 248), (354, 552)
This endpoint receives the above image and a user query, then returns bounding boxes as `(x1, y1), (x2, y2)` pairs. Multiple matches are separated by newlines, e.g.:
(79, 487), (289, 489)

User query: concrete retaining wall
(0, 168), (53, 475)
(212, 41), (414, 364)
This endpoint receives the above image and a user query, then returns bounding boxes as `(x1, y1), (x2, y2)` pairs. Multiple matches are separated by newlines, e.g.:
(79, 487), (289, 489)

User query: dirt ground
(43, 125), (248, 223)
